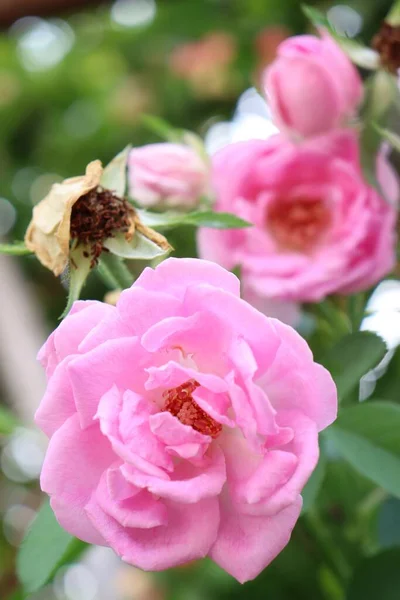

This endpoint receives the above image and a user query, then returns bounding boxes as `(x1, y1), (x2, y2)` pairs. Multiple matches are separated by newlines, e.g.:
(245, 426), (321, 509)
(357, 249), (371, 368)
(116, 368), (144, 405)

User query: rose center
(70, 188), (132, 266)
(162, 379), (222, 439)
(267, 197), (331, 252)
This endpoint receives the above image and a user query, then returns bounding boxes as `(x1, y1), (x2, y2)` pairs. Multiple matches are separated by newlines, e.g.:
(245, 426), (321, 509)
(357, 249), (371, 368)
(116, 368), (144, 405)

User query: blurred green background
(1, 1), (399, 599)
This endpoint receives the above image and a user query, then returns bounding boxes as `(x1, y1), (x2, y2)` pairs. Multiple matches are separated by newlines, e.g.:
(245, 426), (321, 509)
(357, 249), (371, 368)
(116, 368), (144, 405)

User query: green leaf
(60, 246), (92, 319)
(17, 500), (87, 594)
(346, 548), (400, 600)
(100, 145), (131, 198)
(103, 231), (170, 260)
(377, 497), (400, 549)
(360, 71), (399, 194)
(325, 401), (400, 497)
(0, 405), (18, 435)
(141, 114), (181, 142)
(136, 209), (252, 230)
(373, 347), (400, 403)
(302, 5), (379, 69)
(320, 331), (386, 402)
(0, 242), (33, 256)
(388, 0), (400, 26)
(360, 122), (383, 191)
(373, 125), (400, 154)
(301, 451), (326, 514)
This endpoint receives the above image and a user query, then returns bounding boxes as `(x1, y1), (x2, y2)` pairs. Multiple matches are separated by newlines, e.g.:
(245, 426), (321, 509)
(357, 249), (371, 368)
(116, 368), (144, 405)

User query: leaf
(302, 5), (379, 69)
(325, 401), (400, 497)
(346, 548), (400, 600)
(360, 122), (383, 191)
(0, 242), (33, 256)
(377, 497), (400, 549)
(141, 114), (181, 142)
(100, 145), (131, 198)
(373, 125), (400, 154)
(0, 405), (18, 435)
(301, 451), (326, 513)
(136, 209), (252, 230)
(103, 231), (170, 260)
(360, 71), (399, 194)
(60, 246), (92, 319)
(184, 211), (252, 229)
(320, 331), (386, 402)
(17, 500), (87, 594)
(373, 346), (400, 403)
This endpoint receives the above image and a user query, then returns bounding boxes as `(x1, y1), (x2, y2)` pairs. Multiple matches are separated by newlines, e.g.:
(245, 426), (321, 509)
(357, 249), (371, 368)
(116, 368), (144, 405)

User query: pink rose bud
(128, 143), (210, 209)
(264, 34), (363, 138)
(36, 258), (337, 583)
(198, 131), (398, 302)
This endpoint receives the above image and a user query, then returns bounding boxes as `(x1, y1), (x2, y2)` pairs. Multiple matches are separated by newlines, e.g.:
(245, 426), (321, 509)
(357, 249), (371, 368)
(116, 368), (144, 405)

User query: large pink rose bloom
(128, 143), (209, 209)
(264, 34), (363, 138)
(36, 258), (337, 582)
(198, 131), (398, 302)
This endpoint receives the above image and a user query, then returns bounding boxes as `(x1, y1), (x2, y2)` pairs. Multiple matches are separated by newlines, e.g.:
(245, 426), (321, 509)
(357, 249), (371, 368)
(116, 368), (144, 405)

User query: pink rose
(36, 258), (337, 582)
(198, 131), (398, 302)
(264, 34), (363, 138)
(128, 143), (209, 208)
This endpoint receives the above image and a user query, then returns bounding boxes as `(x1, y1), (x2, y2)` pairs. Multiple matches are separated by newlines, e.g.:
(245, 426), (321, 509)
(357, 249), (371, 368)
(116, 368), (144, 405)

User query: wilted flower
(25, 160), (170, 276)
(36, 257), (337, 583)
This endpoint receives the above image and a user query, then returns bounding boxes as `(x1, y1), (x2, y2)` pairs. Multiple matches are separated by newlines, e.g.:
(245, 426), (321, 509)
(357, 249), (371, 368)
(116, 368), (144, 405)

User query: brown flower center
(267, 197), (331, 252)
(70, 188), (132, 267)
(162, 379), (222, 439)
(372, 22), (400, 74)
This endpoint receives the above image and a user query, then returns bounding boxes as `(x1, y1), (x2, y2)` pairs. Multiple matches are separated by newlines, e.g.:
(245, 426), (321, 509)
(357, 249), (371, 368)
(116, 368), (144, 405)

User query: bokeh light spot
(111, 0), (156, 28)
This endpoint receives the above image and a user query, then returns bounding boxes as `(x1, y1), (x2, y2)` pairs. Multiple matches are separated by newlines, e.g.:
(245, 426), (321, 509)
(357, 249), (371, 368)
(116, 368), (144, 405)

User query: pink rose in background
(198, 131), (398, 302)
(264, 34), (363, 138)
(36, 258), (337, 583)
(128, 143), (209, 209)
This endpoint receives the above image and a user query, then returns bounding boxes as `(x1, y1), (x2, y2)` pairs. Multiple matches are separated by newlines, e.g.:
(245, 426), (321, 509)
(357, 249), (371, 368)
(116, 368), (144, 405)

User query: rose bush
(198, 131), (398, 302)
(264, 33), (363, 138)
(35, 258), (337, 583)
(128, 143), (209, 208)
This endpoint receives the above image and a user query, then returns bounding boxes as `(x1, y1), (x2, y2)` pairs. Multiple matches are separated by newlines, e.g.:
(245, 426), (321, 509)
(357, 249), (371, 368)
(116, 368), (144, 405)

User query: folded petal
(41, 414), (114, 543)
(35, 357), (76, 437)
(135, 257), (240, 298)
(69, 337), (149, 428)
(86, 496), (220, 571)
(210, 495), (302, 583)
(121, 444), (226, 503)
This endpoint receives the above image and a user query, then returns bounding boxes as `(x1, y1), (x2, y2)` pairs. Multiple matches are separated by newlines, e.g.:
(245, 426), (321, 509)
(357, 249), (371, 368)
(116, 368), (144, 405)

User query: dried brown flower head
(25, 160), (170, 276)
(372, 22), (400, 73)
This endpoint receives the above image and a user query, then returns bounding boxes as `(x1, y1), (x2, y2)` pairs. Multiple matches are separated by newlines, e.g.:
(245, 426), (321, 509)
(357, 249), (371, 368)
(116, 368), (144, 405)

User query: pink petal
(35, 357), (76, 438)
(96, 472), (168, 528)
(121, 444), (226, 503)
(135, 257), (240, 298)
(96, 386), (172, 471)
(68, 337), (149, 428)
(86, 496), (220, 571)
(40, 414), (114, 544)
(183, 284), (281, 375)
(259, 318), (337, 431)
(210, 495), (302, 583)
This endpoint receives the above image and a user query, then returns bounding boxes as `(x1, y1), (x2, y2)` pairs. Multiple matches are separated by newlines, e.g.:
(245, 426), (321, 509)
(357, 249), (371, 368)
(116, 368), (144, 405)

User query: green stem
(305, 513), (350, 588)
(100, 253), (133, 289)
